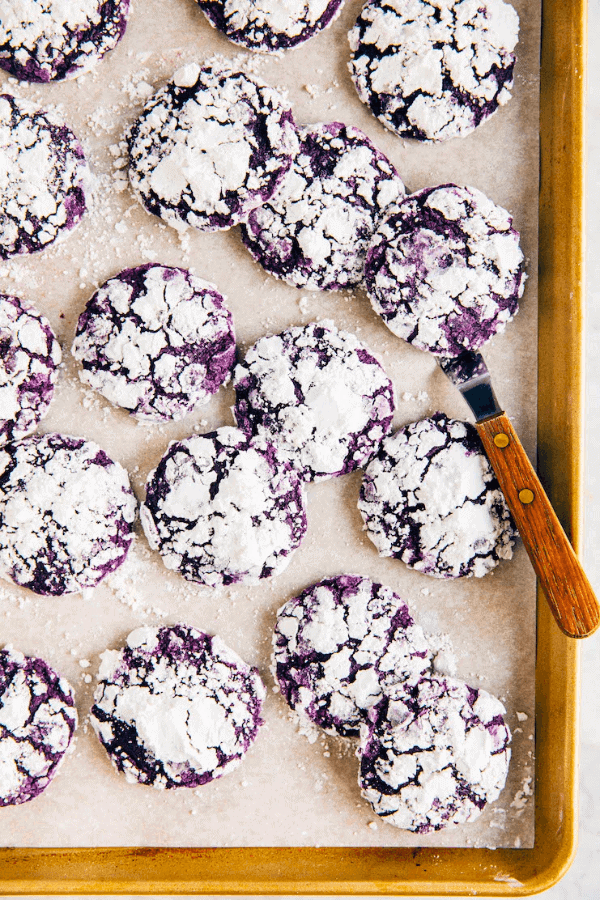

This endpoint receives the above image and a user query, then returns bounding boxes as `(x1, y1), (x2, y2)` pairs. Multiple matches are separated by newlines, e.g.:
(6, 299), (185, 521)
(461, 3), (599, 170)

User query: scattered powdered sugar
(0, 645), (77, 805)
(0, 293), (62, 446)
(234, 320), (396, 482)
(0, 433), (137, 596)
(241, 121), (405, 290)
(358, 413), (516, 578)
(90, 623), (266, 789)
(71, 263), (236, 421)
(348, 0), (519, 142)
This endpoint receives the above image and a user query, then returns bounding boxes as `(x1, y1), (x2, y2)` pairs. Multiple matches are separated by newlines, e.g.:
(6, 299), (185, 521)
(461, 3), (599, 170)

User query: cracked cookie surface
(127, 61), (299, 233)
(358, 414), (516, 578)
(0, 0), (130, 83)
(197, 0), (345, 53)
(365, 184), (525, 357)
(358, 675), (511, 831)
(241, 121), (405, 290)
(90, 624), (266, 789)
(0, 646), (77, 806)
(0, 294), (62, 446)
(234, 321), (395, 482)
(273, 574), (432, 738)
(141, 427), (308, 587)
(72, 264), (236, 422)
(348, 0), (519, 143)
(0, 433), (137, 595)
(0, 94), (89, 259)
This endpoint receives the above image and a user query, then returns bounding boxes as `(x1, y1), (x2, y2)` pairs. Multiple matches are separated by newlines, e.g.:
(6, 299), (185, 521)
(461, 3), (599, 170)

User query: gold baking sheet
(0, 0), (582, 891)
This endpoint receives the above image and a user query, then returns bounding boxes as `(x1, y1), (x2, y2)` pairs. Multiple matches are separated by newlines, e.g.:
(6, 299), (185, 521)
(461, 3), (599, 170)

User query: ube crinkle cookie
(234, 321), (395, 482)
(0, 647), (77, 806)
(72, 264), (236, 422)
(127, 61), (299, 233)
(0, 433), (137, 595)
(90, 624), (265, 789)
(358, 414), (516, 578)
(0, 294), (61, 447)
(273, 575), (432, 738)
(197, 0), (345, 53)
(141, 427), (307, 587)
(358, 675), (511, 831)
(365, 184), (526, 357)
(0, 94), (89, 259)
(241, 122), (405, 291)
(348, 0), (519, 143)
(0, 0), (131, 83)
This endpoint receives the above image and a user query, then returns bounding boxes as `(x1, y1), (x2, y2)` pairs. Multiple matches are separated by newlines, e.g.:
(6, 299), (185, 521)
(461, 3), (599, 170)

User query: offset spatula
(440, 349), (599, 638)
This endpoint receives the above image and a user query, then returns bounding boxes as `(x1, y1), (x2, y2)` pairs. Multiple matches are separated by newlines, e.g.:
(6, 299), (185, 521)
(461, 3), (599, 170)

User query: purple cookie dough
(127, 61), (299, 234)
(234, 321), (395, 482)
(0, 0), (130, 83)
(90, 624), (266, 789)
(0, 646), (77, 806)
(197, 0), (345, 53)
(358, 675), (511, 832)
(0, 294), (62, 446)
(273, 575), (432, 738)
(72, 264), (236, 422)
(0, 433), (137, 596)
(358, 414), (516, 579)
(364, 184), (526, 357)
(240, 122), (405, 291)
(141, 426), (308, 587)
(0, 94), (89, 259)
(348, 0), (519, 143)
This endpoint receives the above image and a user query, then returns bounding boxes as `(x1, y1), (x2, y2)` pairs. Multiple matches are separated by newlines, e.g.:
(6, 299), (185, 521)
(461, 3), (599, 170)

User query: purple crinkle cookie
(365, 184), (526, 357)
(90, 624), (266, 789)
(0, 433), (137, 596)
(127, 61), (299, 234)
(234, 321), (395, 482)
(273, 574), (432, 738)
(358, 413), (516, 579)
(0, 0), (130, 83)
(72, 264), (236, 422)
(358, 675), (511, 832)
(0, 294), (62, 446)
(0, 94), (89, 259)
(241, 121), (405, 291)
(348, 0), (519, 143)
(0, 646), (77, 806)
(141, 426), (308, 587)
(197, 0), (345, 53)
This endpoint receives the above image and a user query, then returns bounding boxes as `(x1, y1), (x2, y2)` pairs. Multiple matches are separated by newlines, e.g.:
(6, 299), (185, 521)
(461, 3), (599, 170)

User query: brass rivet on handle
(493, 433), (510, 448)
(519, 489), (535, 504)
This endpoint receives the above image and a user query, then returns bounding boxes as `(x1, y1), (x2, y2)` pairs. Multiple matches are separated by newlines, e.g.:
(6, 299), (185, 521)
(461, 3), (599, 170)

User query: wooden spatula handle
(476, 413), (599, 638)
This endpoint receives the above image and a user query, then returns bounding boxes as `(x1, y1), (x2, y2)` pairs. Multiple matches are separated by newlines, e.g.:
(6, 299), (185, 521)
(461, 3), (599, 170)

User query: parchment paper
(0, 0), (538, 849)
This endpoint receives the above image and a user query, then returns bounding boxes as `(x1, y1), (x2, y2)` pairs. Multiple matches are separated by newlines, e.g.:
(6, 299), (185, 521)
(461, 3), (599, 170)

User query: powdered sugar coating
(0, 0), (130, 83)
(234, 321), (395, 482)
(197, 0), (344, 52)
(273, 574), (432, 738)
(358, 414), (516, 578)
(0, 294), (62, 446)
(90, 624), (265, 789)
(72, 264), (236, 422)
(365, 184), (525, 357)
(141, 427), (308, 587)
(0, 646), (77, 806)
(358, 675), (511, 831)
(241, 122), (405, 290)
(127, 61), (299, 233)
(0, 95), (89, 259)
(0, 433), (137, 596)
(348, 0), (519, 143)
